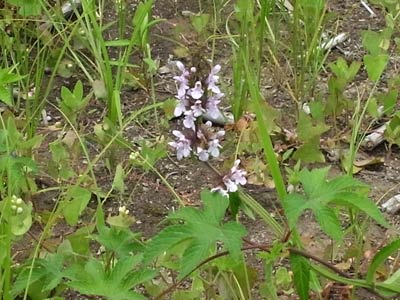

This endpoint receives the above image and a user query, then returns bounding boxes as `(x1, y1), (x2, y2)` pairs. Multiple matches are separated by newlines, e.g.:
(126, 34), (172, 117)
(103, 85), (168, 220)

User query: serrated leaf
(290, 252), (310, 300)
(145, 189), (247, 278)
(314, 206), (343, 241)
(282, 167), (388, 240)
(333, 192), (388, 227)
(64, 255), (153, 300)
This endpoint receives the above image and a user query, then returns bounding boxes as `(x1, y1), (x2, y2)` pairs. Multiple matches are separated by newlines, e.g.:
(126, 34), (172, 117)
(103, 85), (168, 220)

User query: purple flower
(206, 93), (224, 119)
(211, 159), (247, 197)
(206, 64), (221, 94)
(223, 178), (238, 192)
(197, 147), (209, 161)
(208, 138), (222, 158)
(189, 81), (204, 100)
(173, 61), (190, 98)
(183, 110), (196, 130)
(191, 100), (205, 117)
(174, 96), (188, 117)
(229, 159), (247, 186)
(168, 130), (192, 160)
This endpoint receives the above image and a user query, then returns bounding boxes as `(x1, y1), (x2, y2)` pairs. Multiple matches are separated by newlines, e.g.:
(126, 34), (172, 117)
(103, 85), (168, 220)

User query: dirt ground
(13, 0), (400, 299)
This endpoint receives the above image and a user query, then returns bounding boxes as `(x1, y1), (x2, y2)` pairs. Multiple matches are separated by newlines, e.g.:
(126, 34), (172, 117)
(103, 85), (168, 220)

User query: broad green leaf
(144, 189), (247, 279)
(64, 255), (154, 300)
(292, 137), (325, 163)
(93, 226), (144, 257)
(364, 54), (389, 81)
(290, 252), (310, 300)
(282, 193), (308, 228)
(282, 167), (388, 240)
(332, 192), (388, 227)
(62, 186), (91, 226)
(313, 206), (343, 241)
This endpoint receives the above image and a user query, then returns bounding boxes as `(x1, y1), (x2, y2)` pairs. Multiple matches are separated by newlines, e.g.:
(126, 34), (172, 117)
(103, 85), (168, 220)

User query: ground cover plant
(0, 0), (400, 299)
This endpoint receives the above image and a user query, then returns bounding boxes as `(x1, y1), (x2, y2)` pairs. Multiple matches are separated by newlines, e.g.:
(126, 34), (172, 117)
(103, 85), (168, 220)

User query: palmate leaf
(144, 189), (247, 279)
(64, 255), (155, 300)
(282, 167), (388, 241)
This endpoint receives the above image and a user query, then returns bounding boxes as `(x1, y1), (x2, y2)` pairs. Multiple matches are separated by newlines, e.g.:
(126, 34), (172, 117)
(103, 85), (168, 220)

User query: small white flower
(208, 138), (222, 158)
(206, 93), (224, 119)
(174, 98), (187, 117)
(118, 206), (129, 215)
(191, 100), (205, 117)
(302, 102), (311, 115)
(206, 65), (221, 94)
(16, 198), (23, 205)
(169, 130), (192, 160)
(197, 147), (209, 161)
(183, 110), (196, 130)
(189, 81), (204, 100)
(16, 207), (23, 214)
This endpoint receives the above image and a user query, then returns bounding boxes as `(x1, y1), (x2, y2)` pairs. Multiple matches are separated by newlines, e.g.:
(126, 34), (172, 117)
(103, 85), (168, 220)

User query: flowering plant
(169, 61), (247, 196)
(169, 61), (225, 162)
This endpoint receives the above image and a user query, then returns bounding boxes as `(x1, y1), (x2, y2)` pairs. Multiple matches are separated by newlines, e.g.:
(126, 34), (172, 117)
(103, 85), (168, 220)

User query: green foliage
(12, 253), (65, 299)
(290, 253), (310, 300)
(64, 255), (155, 300)
(0, 68), (25, 106)
(144, 189), (247, 279)
(283, 167), (388, 241)
(5, 0), (41, 16)
(60, 186), (92, 226)
(60, 81), (90, 126)
(293, 112), (329, 163)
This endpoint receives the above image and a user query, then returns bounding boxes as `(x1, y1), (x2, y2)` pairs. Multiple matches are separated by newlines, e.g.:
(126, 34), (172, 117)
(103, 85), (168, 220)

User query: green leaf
(0, 85), (12, 106)
(62, 186), (91, 226)
(112, 163), (125, 193)
(64, 255), (154, 300)
(290, 252), (310, 300)
(366, 239), (400, 285)
(282, 167), (388, 240)
(190, 13), (210, 34)
(10, 201), (32, 236)
(144, 189), (247, 279)
(282, 193), (308, 228)
(293, 137), (326, 163)
(313, 206), (343, 241)
(332, 192), (389, 227)
(364, 54), (389, 81)
(93, 226), (144, 257)
(5, 0), (41, 15)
